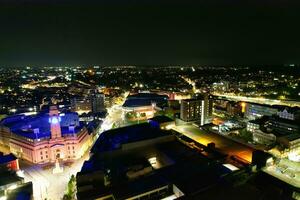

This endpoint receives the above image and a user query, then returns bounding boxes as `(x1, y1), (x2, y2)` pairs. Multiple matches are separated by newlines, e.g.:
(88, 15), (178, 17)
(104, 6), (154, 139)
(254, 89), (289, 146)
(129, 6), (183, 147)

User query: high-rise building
(70, 97), (91, 114)
(180, 95), (212, 125)
(90, 92), (105, 113)
(71, 92), (105, 115)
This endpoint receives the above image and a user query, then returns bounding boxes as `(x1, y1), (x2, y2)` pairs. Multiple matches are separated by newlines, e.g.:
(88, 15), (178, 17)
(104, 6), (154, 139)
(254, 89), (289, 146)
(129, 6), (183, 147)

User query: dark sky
(0, 0), (300, 66)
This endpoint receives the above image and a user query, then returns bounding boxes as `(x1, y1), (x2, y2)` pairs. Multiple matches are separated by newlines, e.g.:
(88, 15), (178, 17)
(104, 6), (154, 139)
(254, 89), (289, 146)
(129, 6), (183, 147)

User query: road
(19, 144), (90, 200)
(213, 93), (300, 107)
(173, 125), (254, 162)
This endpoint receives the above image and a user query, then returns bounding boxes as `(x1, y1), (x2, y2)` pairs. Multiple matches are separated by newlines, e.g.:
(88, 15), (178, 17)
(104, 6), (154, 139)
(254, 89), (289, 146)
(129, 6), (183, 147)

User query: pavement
(263, 158), (300, 189)
(173, 125), (254, 162)
(19, 146), (90, 200)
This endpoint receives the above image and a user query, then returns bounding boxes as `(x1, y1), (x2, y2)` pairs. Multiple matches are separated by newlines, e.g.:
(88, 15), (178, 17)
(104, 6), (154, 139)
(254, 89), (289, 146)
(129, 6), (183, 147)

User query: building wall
(180, 98), (212, 125)
(252, 131), (276, 145)
(8, 128), (92, 164)
(91, 93), (105, 113)
(71, 97), (92, 114)
(247, 122), (260, 132)
(180, 100), (203, 122)
(246, 104), (278, 119)
(0, 126), (11, 147)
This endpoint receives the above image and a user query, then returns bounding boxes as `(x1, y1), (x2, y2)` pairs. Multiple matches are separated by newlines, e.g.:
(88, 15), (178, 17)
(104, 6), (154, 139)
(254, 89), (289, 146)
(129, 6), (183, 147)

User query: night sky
(0, 0), (300, 66)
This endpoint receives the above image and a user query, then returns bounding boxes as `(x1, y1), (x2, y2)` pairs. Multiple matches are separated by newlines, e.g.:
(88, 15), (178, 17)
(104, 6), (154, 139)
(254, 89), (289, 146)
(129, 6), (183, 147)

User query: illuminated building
(245, 103), (279, 119)
(122, 93), (168, 120)
(71, 92), (105, 115)
(0, 153), (19, 171)
(252, 130), (276, 146)
(241, 102), (246, 113)
(212, 81), (229, 92)
(277, 134), (300, 151)
(277, 107), (300, 121)
(213, 99), (242, 116)
(180, 95), (212, 126)
(71, 97), (92, 114)
(247, 119), (264, 133)
(0, 106), (92, 164)
(267, 117), (300, 135)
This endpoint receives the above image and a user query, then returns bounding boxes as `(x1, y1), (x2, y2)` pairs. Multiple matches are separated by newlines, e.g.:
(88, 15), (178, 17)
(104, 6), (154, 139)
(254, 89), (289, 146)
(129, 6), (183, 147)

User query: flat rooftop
(149, 115), (174, 123)
(1, 112), (84, 139)
(90, 123), (171, 154)
(123, 93), (168, 108)
(77, 124), (232, 200)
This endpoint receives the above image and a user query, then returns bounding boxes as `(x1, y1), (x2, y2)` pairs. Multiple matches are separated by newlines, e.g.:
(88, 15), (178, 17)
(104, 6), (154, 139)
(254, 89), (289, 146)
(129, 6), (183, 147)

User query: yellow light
(241, 102), (246, 113)
(8, 184), (17, 190)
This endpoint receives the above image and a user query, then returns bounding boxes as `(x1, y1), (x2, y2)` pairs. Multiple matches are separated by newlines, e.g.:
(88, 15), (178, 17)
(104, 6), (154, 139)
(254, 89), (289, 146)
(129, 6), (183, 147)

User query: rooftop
(123, 93), (168, 108)
(149, 115), (174, 123)
(77, 123), (232, 200)
(91, 123), (170, 154)
(278, 133), (300, 141)
(1, 111), (83, 139)
(0, 153), (17, 165)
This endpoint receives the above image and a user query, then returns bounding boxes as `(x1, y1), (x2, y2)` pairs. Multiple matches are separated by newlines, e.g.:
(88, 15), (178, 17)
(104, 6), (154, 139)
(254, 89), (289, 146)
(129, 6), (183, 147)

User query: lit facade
(252, 130), (276, 146)
(246, 103), (278, 119)
(180, 96), (212, 125)
(0, 106), (93, 164)
(122, 93), (168, 120)
(71, 97), (92, 114)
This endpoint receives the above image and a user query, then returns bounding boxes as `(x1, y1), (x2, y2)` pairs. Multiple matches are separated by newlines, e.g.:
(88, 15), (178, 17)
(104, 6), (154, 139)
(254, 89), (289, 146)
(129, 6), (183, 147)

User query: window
(40, 151), (43, 155)
(41, 156), (43, 160)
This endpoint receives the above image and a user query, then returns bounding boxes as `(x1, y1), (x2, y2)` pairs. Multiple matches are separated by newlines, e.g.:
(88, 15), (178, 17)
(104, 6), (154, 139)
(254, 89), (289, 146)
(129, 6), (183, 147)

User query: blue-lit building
(0, 106), (93, 164)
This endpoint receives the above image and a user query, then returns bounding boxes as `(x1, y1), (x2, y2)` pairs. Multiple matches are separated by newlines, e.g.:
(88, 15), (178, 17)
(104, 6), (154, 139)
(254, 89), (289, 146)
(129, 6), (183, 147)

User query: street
(20, 145), (90, 200)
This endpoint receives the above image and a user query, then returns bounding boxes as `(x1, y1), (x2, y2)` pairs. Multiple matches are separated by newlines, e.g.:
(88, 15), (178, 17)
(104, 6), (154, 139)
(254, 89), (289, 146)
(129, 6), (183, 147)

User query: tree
(112, 122), (118, 129)
(63, 175), (77, 200)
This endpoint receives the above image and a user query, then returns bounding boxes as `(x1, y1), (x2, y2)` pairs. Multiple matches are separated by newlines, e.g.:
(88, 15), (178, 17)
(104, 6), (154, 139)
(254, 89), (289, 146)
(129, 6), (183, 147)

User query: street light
(136, 112), (140, 124)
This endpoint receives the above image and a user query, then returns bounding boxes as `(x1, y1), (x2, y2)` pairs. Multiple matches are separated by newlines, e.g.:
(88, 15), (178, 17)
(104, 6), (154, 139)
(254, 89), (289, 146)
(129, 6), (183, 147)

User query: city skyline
(1, 1), (300, 200)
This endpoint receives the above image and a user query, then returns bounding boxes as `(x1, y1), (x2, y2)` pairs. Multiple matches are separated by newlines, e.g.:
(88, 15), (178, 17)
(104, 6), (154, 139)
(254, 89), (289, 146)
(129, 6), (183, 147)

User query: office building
(246, 103), (279, 119)
(71, 97), (91, 114)
(90, 92), (105, 113)
(180, 95), (212, 125)
(252, 130), (276, 146)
